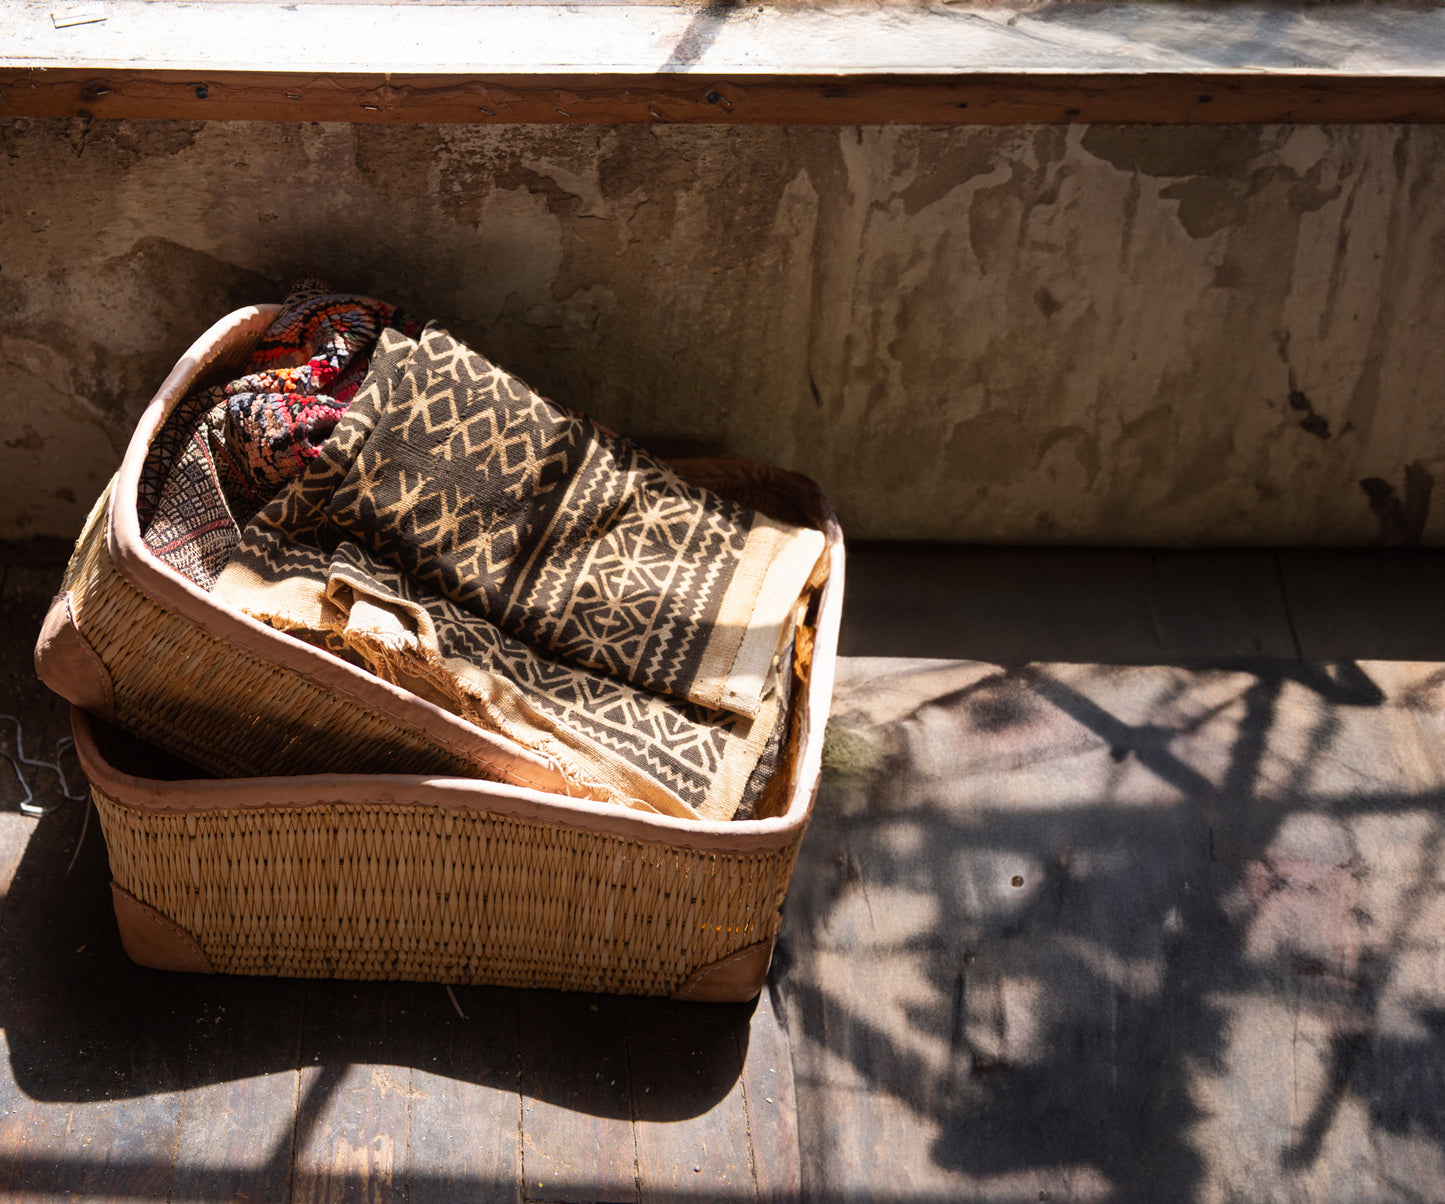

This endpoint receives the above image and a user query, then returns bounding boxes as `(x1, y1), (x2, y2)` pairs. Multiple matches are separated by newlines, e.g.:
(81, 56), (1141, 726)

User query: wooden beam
(4, 69), (1445, 125)
(9, 0), (1445, 76)
(5, 1), (1445, 126)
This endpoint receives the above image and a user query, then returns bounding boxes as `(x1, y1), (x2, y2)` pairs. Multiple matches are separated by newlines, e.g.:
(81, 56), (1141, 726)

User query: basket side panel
(66, 494), (485, 780)
(92, 788), (800, 996)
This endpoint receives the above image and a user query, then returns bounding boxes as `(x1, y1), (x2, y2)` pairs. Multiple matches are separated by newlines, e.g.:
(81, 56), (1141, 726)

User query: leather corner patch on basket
(34, 591), (116, 721)
(110, 883), (215, 975)
(672, 940), (774, 1003)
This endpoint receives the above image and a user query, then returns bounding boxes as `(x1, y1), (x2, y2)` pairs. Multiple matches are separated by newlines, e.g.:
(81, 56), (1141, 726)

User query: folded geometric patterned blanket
(218, 535), (790, 820)
(320, 324), (824, 719)
(215, 325), (822, 821)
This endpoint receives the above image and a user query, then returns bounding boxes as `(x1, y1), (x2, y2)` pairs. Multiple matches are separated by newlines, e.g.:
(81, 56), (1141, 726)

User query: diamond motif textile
(216, 329), (800, 820)
(138, 278), (420, 589)
(323, 324), (824, 719)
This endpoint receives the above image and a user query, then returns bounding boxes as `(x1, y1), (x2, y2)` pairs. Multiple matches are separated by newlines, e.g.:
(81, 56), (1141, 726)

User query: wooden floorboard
(169, 974), (306, 1204)
(518, 992), (638, 1203)
(404, 984), (523, 1204)
(1278, 549), (1445, 662)
(9, 1), (1445, 125)
(0, 547), (802, 1204)
(739, 986), (801, 1204)
(787, 652), (1445, 1201)
(838, 545), (1161, 664)
(1142, 549), (1299, 661)
(1, 560), (187, 1203)
(838, 545), (1297, 665)
(627, 995), (755, 1201)
(786, 544), (1445, 1202)
(290, 978), (455, 1204)
(0, 785), (188, 1204)
(10, 68), (1445, 127)
(6, 544), (1445, 1202)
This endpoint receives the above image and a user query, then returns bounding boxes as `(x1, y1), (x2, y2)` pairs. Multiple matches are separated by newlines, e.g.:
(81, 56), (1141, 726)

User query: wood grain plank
(8, 0), (1445, 79)
(627, 996), (754, 1202)
(0, 814), (33, 925)
(842, 546), (1302, 666)
(740, 987), (800, 1204)
(1142, 551), (1298, 662)
(404, 984), (524, 1204)
(2, 548), (312, 1203)
(1277, 550), (1445, 663)
(0, 563), (76, 818)
(519, 991), (637, 1204)
(0, 1035), (71, 1203)
(0, 793), (188, 1203)
(0, 805), (72, 1204)
(839, 546), (1160, 664)
(788, 646), (1445, 1201)
(0, 545), (184, 1201)
(4, 69), (1445, 126)
(0, 566), (58, 892)
(0, 558), (192, 1203)
(290, 978), (419, 1204)
(169, 975), (307, 1204)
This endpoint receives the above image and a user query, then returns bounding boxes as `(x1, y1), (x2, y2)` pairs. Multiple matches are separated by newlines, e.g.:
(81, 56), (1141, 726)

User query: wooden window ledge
(3, 0), (1445, 125)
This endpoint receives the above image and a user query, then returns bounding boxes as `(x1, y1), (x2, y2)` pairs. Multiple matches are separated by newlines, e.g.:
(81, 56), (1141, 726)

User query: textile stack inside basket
(134, 279), (827, 823)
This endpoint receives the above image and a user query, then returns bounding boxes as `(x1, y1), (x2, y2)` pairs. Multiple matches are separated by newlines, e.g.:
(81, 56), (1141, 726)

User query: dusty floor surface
(4, 543), (1445, 1201)
(783, 545), (1445, 1202)
(0, 551), (796, 1204)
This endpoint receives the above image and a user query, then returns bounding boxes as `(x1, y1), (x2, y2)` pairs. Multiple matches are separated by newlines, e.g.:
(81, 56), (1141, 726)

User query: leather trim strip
(74, 707), (805, 855)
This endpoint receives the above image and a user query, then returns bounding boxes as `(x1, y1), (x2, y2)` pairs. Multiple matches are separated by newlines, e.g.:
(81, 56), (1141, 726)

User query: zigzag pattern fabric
(216, 329), (796, 820)
(322, 325), (824, 718)
(138, 278), (420, 589)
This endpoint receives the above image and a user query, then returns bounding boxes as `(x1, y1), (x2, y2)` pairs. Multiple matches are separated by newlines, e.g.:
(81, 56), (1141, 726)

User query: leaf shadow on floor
(777, 655), (1445, 1203)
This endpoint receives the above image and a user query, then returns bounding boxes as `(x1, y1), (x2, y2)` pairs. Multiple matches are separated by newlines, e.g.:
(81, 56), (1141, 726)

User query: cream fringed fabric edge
(217, 539), (793, 821)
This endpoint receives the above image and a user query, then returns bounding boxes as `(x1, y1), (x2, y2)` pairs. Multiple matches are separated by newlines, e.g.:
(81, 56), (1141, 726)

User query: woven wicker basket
(37, 307), (844, 999)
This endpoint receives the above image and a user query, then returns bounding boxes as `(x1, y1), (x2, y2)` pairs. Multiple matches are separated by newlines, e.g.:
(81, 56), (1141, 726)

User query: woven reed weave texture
(92, 784), (799, 993)
(63, 488), (488, 782)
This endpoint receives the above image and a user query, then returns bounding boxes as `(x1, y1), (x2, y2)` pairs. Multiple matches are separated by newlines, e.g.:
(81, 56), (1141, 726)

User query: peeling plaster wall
(3, 118), (1444, 544)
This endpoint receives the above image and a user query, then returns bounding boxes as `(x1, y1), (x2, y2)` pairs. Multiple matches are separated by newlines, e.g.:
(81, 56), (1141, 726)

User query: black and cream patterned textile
(319, 324), (823, 718)
(216, 326), (818, 821)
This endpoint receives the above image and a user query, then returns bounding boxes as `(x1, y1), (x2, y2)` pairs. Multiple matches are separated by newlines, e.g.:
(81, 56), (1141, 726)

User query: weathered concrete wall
(3, 118), (1444, 545)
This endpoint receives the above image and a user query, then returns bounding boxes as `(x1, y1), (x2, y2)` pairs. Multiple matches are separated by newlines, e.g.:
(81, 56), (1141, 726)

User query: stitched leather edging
(74, 707), (809, 854)
(34, 590), (117, 720)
